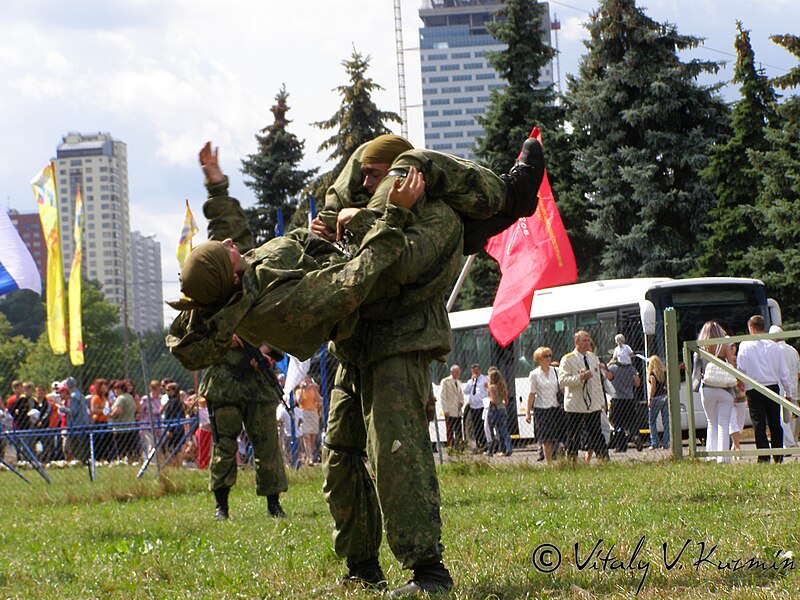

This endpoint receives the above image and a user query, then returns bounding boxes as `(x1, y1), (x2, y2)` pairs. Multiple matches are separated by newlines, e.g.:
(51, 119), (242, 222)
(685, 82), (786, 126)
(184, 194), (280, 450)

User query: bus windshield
(647, 282), (768, 358)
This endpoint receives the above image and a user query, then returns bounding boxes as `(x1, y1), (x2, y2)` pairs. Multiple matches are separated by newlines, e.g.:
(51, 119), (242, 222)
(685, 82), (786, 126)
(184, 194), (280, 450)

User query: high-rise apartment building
(7, 210), (46, 282)
(53, 132), (132, 325)
(130, 231), (164, 333)
(418, 0), (553, 160)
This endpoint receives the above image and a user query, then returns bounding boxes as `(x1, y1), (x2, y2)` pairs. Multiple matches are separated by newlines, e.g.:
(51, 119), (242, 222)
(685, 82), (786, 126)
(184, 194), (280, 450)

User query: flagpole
(446, 254), (476, 312)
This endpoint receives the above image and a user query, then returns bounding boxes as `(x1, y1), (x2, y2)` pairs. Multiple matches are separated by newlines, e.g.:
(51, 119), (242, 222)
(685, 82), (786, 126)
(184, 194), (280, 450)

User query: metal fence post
(664, 308), (682, 459)
(683, 341), (697, 459)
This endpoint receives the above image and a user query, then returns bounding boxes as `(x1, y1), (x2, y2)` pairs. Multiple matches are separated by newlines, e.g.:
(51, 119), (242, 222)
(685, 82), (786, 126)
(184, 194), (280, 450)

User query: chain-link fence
(1, 323), (663, 485)
(0, 335), (205, 481)
(427, 322), (656, 458)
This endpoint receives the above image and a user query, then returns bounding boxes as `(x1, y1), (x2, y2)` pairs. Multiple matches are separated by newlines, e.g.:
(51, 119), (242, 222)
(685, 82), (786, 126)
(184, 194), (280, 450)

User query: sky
(1, 0), (798, 325)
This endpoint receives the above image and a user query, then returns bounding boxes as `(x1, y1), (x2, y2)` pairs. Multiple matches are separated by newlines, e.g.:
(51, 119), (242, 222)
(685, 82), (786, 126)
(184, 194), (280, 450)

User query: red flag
(485, 128), (577, 347)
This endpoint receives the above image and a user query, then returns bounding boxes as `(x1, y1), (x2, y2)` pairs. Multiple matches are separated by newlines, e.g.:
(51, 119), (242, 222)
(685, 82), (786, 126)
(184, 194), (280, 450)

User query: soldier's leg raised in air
(322, 363), (385, 587)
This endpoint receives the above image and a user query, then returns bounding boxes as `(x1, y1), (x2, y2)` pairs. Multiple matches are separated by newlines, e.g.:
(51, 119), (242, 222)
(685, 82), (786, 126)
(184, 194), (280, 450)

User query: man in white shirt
(737, 316), (792, 462)
(462, 363), (489, 453)
(768, 325), (800, 448)
(439, 365), (465, 450)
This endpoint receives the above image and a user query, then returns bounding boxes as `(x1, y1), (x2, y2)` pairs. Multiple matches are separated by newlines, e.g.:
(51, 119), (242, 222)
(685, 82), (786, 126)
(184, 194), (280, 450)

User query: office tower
(7, 209), (47, 282)
(418, 0), (553, 159)
(130, 231), (164, 333)
(53, 132), (132, 326)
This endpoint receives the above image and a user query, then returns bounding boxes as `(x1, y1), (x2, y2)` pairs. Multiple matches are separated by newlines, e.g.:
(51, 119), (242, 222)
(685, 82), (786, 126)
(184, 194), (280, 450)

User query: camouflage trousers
(322, 352), (444, 569)
(209, 401), (288, 496)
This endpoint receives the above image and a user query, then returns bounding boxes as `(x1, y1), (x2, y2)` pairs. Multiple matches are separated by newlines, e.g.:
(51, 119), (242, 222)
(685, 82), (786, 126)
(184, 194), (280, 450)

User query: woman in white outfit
(694, 321), (737, 463)
(525, 346), (563, 464)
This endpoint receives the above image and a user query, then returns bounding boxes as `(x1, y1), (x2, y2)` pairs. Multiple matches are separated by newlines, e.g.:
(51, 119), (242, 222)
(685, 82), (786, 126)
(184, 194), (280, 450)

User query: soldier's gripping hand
(388, 166), (424, 209)
(336, 208), (362, 241)
(199, 141), (225, 184)
(310, 216), (334, 241)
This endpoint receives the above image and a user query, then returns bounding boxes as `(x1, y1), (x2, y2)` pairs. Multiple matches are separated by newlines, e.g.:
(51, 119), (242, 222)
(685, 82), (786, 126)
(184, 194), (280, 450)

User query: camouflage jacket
(166, 178), (413, 370)
(197, 346), (281, 407)
(321, 146), (488, 365)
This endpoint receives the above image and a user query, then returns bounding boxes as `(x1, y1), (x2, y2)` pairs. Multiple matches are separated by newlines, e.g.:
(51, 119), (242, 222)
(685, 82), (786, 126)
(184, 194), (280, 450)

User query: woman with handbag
(694, 321), (738, 463)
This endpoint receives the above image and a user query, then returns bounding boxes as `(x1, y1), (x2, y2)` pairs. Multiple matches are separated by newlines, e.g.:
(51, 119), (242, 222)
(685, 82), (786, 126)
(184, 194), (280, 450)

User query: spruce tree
(696, 23), (780, 277)
(240, 85), (316, 243)
(308, 50), (402, 202)
(749, 34), (800, 323)
(565, 0), (728, 278)
(474, 0), (559, 172)
(462, 0), (583, 308)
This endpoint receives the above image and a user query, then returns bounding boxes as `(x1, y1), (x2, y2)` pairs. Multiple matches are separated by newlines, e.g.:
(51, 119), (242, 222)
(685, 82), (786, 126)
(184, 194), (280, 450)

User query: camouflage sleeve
(383, 197), (462, 286)
(366, 150), (505, 220)
(203, 176), (255, 253)
(318, 142), (372, 231)
(166, 287), (257, 371)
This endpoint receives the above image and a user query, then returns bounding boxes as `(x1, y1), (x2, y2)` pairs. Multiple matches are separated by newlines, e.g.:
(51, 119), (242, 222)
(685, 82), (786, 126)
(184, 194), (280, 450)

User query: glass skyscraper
(418, 0), (553, 159)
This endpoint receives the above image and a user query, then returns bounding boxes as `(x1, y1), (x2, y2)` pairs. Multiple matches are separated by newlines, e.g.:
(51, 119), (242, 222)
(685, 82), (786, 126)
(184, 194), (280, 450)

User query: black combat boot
(213, 487), (230, 521)
(343, 556), (388, 590)
(389, 560), (454, 597)
(500, 137), (545, 219)
(267, 494), (287, 518)
(461, 137), (545, 255)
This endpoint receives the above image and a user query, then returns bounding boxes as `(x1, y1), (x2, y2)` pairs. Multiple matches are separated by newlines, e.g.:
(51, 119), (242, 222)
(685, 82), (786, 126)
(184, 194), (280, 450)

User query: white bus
(430, 277), (782, 444)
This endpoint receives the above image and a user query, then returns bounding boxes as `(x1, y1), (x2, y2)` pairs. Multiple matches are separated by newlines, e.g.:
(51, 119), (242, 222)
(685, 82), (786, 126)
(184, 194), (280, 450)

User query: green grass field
(2, 458), (799, 598)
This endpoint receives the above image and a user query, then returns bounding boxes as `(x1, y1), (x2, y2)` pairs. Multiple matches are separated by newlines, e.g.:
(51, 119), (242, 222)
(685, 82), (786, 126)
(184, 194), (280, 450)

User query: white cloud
(561, 15), (590, 43)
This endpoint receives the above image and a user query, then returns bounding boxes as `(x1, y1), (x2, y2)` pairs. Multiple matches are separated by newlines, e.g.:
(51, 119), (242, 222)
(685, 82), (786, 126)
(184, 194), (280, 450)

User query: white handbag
(702, 352), (736, 388)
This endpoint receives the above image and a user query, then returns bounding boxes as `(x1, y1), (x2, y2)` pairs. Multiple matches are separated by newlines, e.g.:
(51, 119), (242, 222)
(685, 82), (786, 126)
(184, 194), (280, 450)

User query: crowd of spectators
(4, 317), (796, 471)
(1, 376), (202, 468)
(1, 371), (326, 472)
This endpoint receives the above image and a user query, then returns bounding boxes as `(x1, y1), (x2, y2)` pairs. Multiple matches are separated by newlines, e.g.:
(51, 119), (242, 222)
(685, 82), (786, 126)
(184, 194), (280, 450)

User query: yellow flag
(31, 162), (67, 354)
(176, 199), (199, 267)
(68, 185), (84, 365)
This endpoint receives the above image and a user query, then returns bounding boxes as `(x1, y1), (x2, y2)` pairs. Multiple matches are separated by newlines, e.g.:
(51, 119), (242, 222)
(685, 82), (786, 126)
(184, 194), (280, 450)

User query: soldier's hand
(388, 166), (425, 209)
(336, 208), (362, 241)
(310, 216), (334, 241)
(199, 141), (225, 184)
(231, 334), (244, 349)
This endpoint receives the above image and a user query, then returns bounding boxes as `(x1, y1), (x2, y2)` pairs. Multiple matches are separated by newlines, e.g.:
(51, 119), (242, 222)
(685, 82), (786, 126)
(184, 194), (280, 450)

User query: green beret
(360, 134), (413, 166)
(179, 241), (235, 308)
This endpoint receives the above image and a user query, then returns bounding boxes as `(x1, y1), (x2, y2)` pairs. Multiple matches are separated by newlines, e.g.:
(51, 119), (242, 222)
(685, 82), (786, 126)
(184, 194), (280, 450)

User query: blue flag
(275, 209), (284, 238)
(0, 210), (42, 297)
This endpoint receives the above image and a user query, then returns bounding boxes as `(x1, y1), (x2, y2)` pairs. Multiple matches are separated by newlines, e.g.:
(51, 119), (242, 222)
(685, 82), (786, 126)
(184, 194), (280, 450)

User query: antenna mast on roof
(551, 13), (562, 94)
(393, 0), (409, 138)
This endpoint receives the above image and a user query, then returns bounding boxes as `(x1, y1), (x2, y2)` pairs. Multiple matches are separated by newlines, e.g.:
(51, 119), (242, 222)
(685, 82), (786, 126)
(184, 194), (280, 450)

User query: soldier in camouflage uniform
(165, 145), (420, 370)
(311, 135), (544, 596)
(178, 146), (291, 519)
(166, 138), (542, 595)
(199, 343), (288, 520)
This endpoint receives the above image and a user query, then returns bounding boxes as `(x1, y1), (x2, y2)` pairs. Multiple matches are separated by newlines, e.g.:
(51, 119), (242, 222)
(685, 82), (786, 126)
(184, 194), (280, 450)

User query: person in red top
(6, 380), (22, 410)
(90, 378), (113, 461)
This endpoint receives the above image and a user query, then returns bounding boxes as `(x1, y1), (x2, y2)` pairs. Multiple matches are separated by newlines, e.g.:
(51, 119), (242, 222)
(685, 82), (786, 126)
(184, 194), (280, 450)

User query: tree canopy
(240, 85), (316, 243)
(565, 0), (728, 278)
(696, 23), (780, 277)
(307, 50), (402, 202)
(748, 33), (800, 324)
